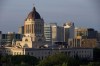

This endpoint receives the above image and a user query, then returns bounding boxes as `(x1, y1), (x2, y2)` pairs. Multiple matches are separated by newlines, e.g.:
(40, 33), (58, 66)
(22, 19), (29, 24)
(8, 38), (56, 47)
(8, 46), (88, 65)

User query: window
(14, 52), (16, 55)
(27, 52), (29, 55)
(25, 39), (28, 41)
(20, 52), (21, 55)
(48, 52), (50, 55)
(17, 52), (18, 55)
(31, 52), (33, 55)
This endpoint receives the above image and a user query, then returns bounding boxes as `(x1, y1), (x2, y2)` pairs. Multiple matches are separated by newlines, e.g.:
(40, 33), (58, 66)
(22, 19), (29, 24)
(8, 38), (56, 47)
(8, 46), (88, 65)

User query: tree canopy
(37, 53), (80, 66)
(0, 55), (39, 66)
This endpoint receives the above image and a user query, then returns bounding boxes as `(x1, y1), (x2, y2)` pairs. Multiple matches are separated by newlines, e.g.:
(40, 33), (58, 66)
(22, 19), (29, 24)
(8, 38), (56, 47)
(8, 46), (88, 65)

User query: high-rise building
(18, 26), (24, 34)
(44, 23), (64, 44)
(57, 26), (64, 42)
(75, 28), (98, 39)
(63, 22), (75, 43)
(44, 24), (52, 43)
(44, 23), (57, 43)
(68, 28), (98, 48)
(96, 32), (100, 47)
(75, 27), (87, 38)
(0, 31), (2, 46)
(97, 32), (100, 42)
(1, 32), (22, 46)
(68, 37), (97, 48)
(87, 28), (98, 39)
(50, 23), (58, 43)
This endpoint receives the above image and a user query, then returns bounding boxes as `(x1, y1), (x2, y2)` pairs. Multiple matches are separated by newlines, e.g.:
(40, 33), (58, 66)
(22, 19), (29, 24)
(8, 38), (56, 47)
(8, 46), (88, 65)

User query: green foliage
(1, 49), (100, 66)
(87, 62), (100, 66)
(62, 62), (68, 66)
(37, 53), (80, 66)
(12, 55), (39, 66)
(0, 55), (39, 66)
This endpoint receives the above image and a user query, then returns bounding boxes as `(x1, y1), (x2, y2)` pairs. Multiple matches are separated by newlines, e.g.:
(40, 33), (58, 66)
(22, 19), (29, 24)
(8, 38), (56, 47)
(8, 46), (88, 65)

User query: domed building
(26, 7), (41, 20)
(16, 6), (45, 48)
(24, 7), (44, 38)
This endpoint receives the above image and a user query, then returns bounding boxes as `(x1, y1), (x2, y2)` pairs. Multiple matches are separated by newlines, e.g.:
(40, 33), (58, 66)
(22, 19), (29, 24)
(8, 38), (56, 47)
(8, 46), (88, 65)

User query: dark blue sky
(0, 0), (100, 33)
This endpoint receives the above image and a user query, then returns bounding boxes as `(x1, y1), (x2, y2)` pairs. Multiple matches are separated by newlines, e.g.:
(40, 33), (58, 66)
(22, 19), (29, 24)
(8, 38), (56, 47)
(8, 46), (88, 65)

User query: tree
(0, 55), (39, 66)
(62, 62), (68, 66)
(87, 62), (100, 66)
(93, 48), (100, 61)
(11, 55), (39, 66)
(37, 53), (80, 66)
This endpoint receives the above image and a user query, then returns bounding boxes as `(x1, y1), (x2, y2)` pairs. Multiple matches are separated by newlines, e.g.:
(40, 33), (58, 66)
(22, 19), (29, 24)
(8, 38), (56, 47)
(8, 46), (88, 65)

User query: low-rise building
(0, 47), (93, 60)
(18, 26), (24, 34)
(68, 36), (97, 48)
(0, 47), (24, 55)
(1, 32), (22, 46)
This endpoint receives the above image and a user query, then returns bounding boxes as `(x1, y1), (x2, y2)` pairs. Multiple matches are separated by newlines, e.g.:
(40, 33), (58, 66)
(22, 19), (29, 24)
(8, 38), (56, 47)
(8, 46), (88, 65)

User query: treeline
(0, 55), (39, 66)
(0, 48), (100, 66)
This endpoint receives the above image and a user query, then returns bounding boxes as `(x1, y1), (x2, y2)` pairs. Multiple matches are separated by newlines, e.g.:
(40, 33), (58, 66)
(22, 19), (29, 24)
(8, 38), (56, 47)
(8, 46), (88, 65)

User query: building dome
(26, 7), (41, 20)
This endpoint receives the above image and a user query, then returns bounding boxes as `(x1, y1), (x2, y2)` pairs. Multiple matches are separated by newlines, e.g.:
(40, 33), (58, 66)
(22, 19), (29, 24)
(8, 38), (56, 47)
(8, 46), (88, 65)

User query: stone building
(16, 7), (45, 48)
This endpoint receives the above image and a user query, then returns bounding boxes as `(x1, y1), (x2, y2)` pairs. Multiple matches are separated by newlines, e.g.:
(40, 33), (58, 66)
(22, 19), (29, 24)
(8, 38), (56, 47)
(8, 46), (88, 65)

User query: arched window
(23, 44), (28, 48)
(25, 39), (28, 41)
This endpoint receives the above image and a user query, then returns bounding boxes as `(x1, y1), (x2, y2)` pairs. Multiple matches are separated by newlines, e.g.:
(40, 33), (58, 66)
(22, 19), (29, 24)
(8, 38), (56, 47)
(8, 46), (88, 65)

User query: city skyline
(0, 1), (100, 65)
(0, 0), (100, 33)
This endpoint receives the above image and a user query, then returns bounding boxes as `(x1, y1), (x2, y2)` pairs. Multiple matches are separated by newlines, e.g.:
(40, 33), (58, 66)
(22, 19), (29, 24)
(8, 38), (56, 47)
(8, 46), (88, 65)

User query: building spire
(33, 4), (36, 11)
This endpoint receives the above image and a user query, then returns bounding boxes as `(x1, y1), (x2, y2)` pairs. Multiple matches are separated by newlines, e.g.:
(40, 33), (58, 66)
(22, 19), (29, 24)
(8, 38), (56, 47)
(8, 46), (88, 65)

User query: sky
(0, 0), (100, 33)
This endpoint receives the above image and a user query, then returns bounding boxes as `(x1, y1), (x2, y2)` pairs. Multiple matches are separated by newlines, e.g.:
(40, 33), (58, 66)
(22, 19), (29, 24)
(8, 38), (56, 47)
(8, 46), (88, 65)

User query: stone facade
(16, 7), (45, 48)
(0, 47), (93, 60)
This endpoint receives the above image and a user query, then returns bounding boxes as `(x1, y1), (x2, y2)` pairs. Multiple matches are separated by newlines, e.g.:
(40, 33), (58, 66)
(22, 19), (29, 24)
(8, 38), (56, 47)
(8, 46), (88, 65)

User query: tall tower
(0, 31), (2, 46)
(24, 7), (44, 42)
(63, 22), (75, 43)
(16, 6), (45, 48)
